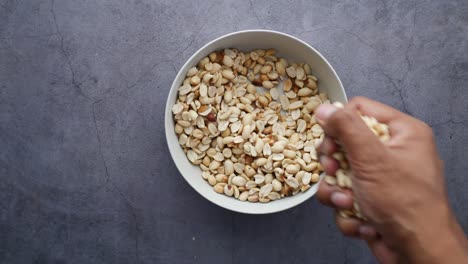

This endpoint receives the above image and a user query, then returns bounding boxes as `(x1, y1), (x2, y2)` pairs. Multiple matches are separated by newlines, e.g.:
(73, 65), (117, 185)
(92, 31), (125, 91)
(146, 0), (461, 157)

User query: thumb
(315, 103), (383, 159)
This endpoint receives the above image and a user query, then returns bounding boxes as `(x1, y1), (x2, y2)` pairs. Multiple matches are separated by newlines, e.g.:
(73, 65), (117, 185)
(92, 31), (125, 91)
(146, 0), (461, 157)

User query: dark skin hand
(315, 97), (468, 264)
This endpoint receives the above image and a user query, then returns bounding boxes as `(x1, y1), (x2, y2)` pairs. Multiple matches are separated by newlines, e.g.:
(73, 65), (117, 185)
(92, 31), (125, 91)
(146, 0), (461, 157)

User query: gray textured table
(1, 0), (467, 263)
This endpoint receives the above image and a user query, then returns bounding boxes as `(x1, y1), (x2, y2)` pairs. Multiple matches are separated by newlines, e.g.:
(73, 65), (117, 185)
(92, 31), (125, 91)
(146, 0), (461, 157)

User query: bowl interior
(165, 30), (346, 214)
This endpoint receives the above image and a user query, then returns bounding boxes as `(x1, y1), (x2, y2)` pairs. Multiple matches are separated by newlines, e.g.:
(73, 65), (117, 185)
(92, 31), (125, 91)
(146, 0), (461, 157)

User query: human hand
(315, 97), (468, 264)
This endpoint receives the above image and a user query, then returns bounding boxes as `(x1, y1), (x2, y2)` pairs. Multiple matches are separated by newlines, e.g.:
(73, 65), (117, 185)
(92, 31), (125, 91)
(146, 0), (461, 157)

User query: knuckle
(330, 109), (355, 125)
(329, 109), (360, 137)
(402, 117), (435, 141)
(421, 122), (433, 135)
(416, 120), (434, 139)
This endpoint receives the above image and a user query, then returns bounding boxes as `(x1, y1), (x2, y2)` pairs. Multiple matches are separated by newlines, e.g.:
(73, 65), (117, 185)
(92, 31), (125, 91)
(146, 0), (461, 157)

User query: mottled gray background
(1, 0), (467, 263)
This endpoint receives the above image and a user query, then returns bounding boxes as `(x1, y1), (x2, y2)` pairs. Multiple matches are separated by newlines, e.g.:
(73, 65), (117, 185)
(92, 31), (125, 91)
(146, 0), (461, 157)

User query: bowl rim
(165, 29), (346, 214)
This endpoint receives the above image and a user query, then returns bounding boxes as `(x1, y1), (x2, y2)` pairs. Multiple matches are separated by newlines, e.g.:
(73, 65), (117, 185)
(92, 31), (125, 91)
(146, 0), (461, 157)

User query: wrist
(404, 205), (468, 263)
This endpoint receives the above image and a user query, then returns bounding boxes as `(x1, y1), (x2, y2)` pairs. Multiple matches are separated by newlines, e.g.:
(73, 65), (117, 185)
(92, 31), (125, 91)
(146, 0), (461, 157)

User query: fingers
(347, 96), (404, 124)
(318, 179), (379, 240)
(315, 100), (387, 163)
(319, 136), (338, 155)
(315, 97), (397, 245)
(330, 97), (411, 142)
(319, 155), (340, 175)
(367, 239), (400, 264)
(335, 214), (361, 237)
(318, 136), (340, 175)
(335, 214), (378, 239)
(359, 225), (378, 240)
(317, 180), (354, 208)
(316, 103), (381, 149)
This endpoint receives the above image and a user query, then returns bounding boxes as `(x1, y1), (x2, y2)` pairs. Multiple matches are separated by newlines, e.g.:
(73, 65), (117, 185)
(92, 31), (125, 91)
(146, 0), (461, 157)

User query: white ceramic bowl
(165, 30), (347, 214)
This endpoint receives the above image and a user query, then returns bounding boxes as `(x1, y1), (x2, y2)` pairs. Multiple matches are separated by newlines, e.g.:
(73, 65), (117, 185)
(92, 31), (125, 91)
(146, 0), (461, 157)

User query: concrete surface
(1, 0), (467, 263)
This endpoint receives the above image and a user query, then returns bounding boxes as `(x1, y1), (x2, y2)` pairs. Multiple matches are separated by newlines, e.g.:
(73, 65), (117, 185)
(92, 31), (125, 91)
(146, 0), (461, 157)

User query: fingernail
(330, 192), (348, 206)
(319, 155), (327, 165)
(319, 155), (330, 168)
(319, 138), (333, 155)
(316, 104), (337, 122)
(359, 225), (376, 237)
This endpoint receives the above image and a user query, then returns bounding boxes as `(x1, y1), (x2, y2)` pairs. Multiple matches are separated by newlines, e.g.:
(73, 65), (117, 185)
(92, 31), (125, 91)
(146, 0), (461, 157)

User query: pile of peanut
(172, 48), (328, 203)
(324, 102), (390, 219)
